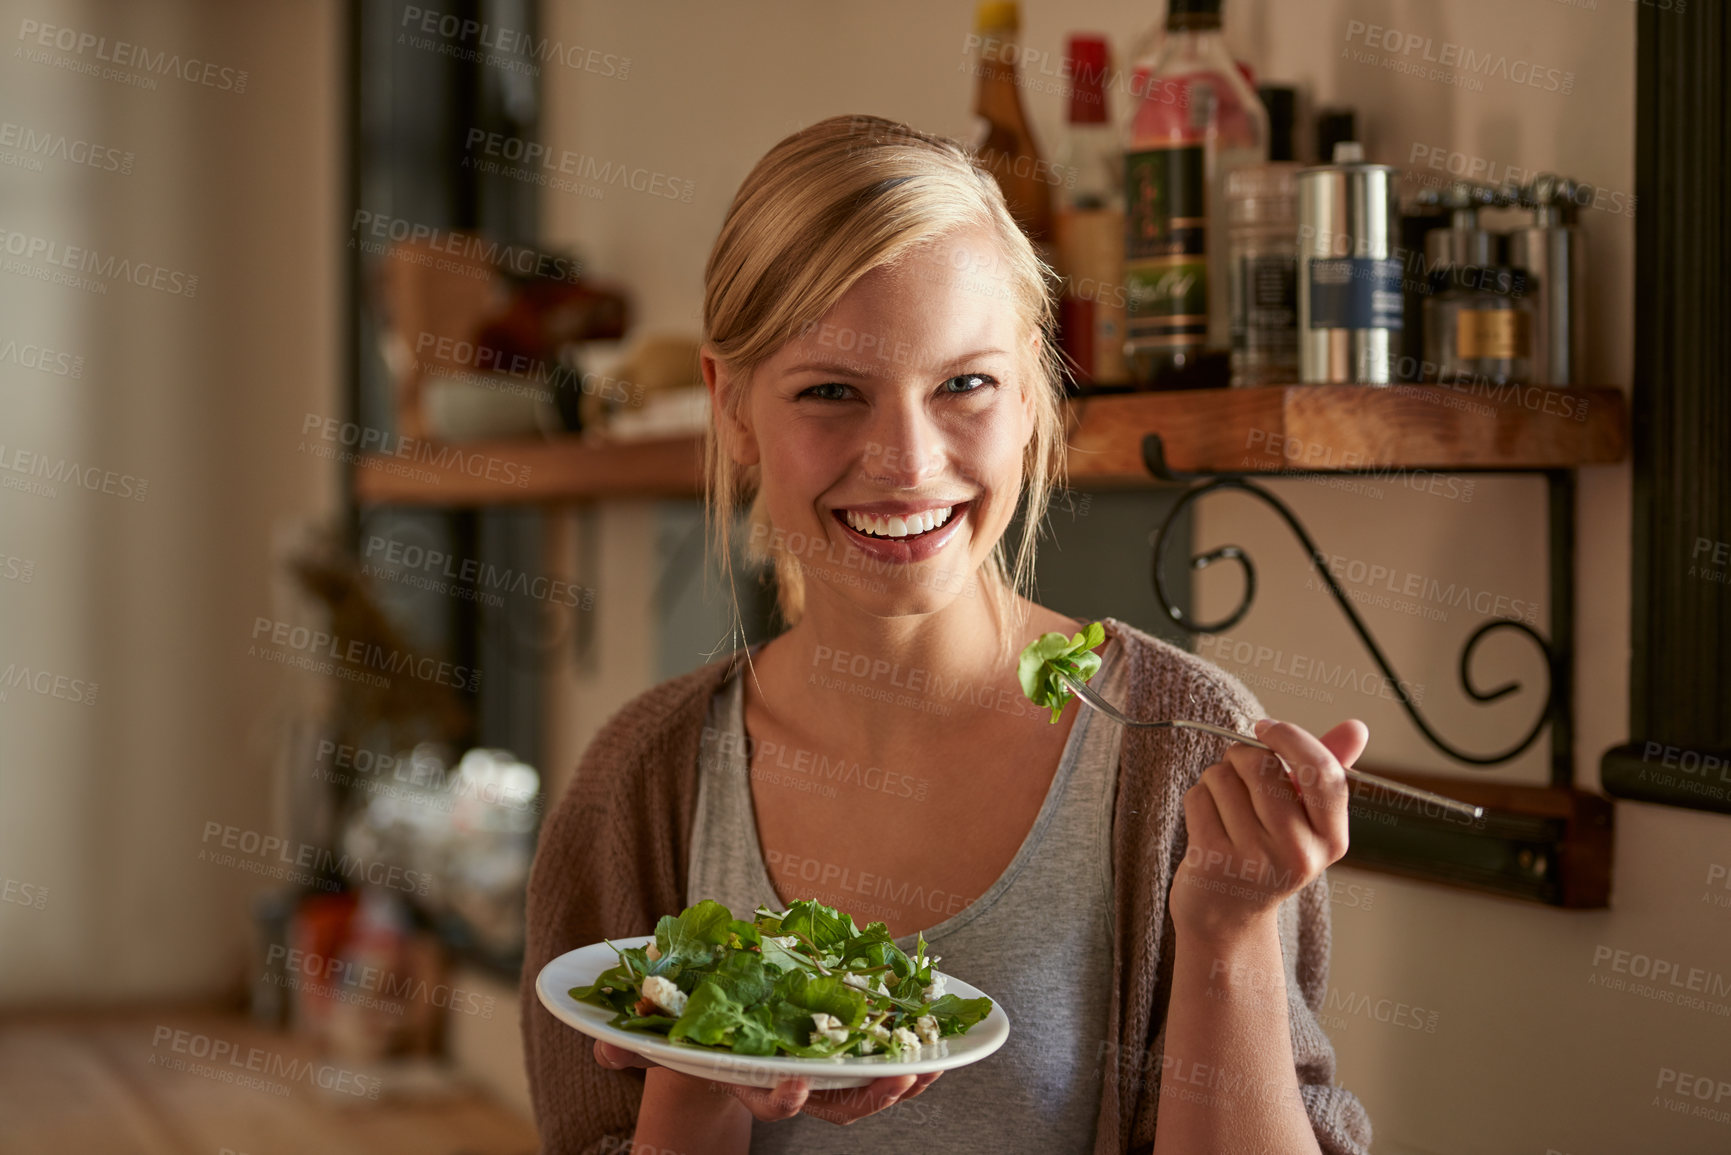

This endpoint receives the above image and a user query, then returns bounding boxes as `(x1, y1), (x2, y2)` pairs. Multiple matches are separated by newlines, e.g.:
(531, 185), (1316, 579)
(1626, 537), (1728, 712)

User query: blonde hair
(702, 114), (1066, 655)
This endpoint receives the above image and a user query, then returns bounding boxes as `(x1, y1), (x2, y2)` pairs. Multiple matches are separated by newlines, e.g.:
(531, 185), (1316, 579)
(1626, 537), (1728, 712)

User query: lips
(829, 501), (971, 564)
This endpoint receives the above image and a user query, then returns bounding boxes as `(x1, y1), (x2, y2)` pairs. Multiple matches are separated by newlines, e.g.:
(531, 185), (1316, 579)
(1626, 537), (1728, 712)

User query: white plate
(535, 935), (1011, 1090)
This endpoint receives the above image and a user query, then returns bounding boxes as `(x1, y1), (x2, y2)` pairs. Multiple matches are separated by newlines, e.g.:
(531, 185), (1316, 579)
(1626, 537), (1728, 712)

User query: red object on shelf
(1067, 35), (1109, 124)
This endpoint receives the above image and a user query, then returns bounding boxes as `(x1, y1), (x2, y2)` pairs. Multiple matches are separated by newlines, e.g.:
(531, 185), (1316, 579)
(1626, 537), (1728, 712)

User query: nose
(860, 394), (945, 488)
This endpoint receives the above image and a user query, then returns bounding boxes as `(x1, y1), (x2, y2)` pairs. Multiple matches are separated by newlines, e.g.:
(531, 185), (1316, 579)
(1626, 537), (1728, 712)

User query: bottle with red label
(1122, 0), (1267, 389)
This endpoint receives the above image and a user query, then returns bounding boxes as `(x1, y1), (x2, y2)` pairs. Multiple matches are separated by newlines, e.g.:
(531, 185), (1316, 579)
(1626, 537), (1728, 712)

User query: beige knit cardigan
(520, 618), (1373, 1154)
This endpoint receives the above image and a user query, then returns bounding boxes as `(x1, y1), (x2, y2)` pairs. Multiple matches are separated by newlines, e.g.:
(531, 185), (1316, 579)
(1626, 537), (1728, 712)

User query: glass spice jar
(1423, 264), (1536, 386)
(1226, 162), (1301, 386)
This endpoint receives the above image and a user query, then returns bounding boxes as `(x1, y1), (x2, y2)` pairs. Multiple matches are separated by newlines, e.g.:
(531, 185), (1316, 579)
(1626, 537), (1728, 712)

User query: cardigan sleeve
(1210, 659), (1375, 1154)
(519, 665), (720, 1155)
(519, 755), (646, 1155)
(1127, 633), (1374, 1155)
(1283, 873), (1375, 1155)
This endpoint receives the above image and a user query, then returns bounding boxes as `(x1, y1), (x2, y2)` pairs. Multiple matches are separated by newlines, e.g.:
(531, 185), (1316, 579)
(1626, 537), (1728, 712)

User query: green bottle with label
(1123, 0), (1266, 389)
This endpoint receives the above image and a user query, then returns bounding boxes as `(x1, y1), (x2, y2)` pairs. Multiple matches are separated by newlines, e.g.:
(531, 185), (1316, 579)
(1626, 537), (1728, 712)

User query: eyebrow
(781, 348), (1012, 378)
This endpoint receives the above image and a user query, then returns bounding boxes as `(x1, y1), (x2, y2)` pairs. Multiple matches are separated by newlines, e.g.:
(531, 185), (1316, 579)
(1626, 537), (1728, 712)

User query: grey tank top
(686, 639), (1127, 1153)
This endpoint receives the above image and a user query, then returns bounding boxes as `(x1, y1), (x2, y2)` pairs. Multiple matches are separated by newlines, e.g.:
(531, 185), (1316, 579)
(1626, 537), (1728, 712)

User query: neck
(756, 575), (1063, 758)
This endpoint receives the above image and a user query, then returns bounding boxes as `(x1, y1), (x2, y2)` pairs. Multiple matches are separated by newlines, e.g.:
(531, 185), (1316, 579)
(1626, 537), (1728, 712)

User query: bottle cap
(1258, 85), (1297, 161)
(1168, 0), (1223, 27)
(1316, 108), (1356, 165)
(1066, 36), (1110, 124)
(974, 0), (1019, 34)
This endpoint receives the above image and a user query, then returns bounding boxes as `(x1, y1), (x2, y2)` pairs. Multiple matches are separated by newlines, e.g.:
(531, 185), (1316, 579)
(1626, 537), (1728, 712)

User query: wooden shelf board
(354, 384), (1628, 506)
(352, 433), (702, 506)
(1066, 384), (1627, 482)
(1342, 765), (1614, 908)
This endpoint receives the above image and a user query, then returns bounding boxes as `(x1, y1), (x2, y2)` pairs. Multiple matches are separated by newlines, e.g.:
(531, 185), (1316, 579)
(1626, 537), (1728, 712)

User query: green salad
(571, 898), (994, 1058)
(1018, 620), (1107, 722)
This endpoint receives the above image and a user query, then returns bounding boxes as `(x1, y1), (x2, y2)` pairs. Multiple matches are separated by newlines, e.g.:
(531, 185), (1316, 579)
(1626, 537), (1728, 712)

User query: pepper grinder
(1418, 179), (1504, 269)
(1505, 174), (1587, 386)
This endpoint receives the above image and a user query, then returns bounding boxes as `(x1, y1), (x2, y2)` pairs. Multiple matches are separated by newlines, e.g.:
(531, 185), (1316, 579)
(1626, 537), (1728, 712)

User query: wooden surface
(352, 384), (1629, 506)
(352, 433), (703, 506)
(0, 1008), (537, 1155)
(1343, 765), (1615, 908)
(1066, 384), (1628, 482)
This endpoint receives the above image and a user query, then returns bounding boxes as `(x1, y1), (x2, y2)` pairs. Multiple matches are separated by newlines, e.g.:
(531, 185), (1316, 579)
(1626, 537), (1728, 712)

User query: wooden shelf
(1067, 383), (1627, 482)
(352, 384), (1628, 506)
(1343, 765), (1614, 908)
(352, 433), (702, 506)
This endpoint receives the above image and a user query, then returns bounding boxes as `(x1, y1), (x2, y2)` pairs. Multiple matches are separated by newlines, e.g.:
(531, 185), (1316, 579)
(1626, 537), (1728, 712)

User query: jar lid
(1428, 263), (1534, 298)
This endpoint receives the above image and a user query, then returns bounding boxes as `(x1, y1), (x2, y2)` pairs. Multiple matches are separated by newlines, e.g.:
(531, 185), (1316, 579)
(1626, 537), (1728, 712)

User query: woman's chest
(744, 720), (1072, 939)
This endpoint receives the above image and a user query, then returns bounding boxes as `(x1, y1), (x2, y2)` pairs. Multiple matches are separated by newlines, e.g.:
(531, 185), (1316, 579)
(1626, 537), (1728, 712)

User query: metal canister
(1297, 143), (1404, 384)
(1505, 174), (1587, 386)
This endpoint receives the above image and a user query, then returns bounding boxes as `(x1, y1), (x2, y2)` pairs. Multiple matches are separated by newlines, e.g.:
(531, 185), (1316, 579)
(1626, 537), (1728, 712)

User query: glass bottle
(970, 1), (1054, 251)
(1226, 163), (1300, 385)
(1122, 0), (1267, 389)
(1055, 34), (1127, 387)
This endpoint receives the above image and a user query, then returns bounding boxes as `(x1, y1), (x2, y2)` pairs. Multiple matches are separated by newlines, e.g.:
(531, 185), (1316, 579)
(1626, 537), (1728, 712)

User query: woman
(521, 115), (1373, 1155)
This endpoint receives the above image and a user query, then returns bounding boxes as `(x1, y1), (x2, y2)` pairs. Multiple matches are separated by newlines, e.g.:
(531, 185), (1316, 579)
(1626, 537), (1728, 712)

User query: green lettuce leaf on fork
(1018, 620), (1107, 722)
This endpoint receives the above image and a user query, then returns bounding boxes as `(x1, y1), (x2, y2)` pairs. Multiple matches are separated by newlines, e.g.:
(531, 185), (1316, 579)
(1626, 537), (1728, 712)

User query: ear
(702, 347), (759, 467)
(1021, 327), (1044, 425)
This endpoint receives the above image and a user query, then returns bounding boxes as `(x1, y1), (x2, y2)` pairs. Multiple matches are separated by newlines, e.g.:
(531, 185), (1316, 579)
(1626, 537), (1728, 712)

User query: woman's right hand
(594, 1039), (940, 1125)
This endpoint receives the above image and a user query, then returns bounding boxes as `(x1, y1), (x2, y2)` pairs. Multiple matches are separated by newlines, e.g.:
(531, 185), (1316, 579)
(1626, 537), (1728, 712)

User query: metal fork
(1055, 670), (1485, 821)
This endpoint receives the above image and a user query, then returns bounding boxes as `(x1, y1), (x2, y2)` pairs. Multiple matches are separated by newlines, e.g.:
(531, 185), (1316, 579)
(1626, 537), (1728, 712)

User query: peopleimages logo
(199, 821), (432, 897)
(1342, 20), (1574, 94)
(249, 616), (481, 693)
(0, 227), (197, 296)
(299, 413), (533, 488)
(0, 119), (135, 174)
(16, 19), (249, 92)
(150, 1027), (380, 1099)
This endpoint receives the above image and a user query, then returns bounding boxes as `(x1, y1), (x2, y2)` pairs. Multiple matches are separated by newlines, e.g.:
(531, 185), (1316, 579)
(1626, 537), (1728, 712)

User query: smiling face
(711, 226), (1038, 619)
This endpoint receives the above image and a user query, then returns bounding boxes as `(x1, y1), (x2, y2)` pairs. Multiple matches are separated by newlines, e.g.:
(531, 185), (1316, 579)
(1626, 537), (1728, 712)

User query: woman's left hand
(1170, 718), (1369, 948)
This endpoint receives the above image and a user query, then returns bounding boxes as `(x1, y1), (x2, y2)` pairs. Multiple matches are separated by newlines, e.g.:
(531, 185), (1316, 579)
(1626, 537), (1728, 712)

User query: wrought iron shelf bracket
(1139, 431), (1608, 908)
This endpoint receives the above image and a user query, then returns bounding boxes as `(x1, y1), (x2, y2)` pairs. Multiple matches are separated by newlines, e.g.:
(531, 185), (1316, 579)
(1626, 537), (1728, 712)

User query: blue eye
(799, 382), (853, 401)
(944, 373), (994, 394)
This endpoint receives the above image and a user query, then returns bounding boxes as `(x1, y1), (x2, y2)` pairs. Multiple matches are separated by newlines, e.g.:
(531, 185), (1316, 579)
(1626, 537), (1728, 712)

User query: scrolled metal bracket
(1147, 466), (1557, 768)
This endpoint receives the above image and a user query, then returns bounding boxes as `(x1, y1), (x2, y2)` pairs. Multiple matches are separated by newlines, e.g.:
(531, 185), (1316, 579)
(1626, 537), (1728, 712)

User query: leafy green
(779, 899), (856, 953)
(686, 948), (774, 1006)
(779, 971), (868, 1028)
(577, 897), (993, 1059)
(1018, 620), (1107, 722)
(649, 899), (735, 974)
(926, 993), (995, 1034)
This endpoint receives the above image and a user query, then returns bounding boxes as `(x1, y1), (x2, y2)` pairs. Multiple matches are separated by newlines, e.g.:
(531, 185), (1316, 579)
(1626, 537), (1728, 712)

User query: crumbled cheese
(923, 972), (947, 1001)
(915, 1015), (941, 1045)
(809, 1012), (849, 1046)
(892, 1026), (921, 1053)
(767, 935), (799, 950)
(640, 975), (686, 1017)
(859, 1037), (878, 1055)
(866, 1022), (891, 1043)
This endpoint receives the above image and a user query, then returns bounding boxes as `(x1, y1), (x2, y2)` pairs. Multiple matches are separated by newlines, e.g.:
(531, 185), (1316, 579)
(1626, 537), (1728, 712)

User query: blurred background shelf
(352, 384), (1629, 506)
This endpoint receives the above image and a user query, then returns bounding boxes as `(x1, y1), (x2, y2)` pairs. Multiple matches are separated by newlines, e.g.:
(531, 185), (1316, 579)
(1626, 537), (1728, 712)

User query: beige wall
(0, 0), (343, 1002)
(539, 2), (1728, 1153)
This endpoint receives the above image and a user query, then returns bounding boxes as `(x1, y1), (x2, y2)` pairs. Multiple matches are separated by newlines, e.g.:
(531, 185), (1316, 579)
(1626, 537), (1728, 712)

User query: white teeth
(843, 505), (956, 539)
